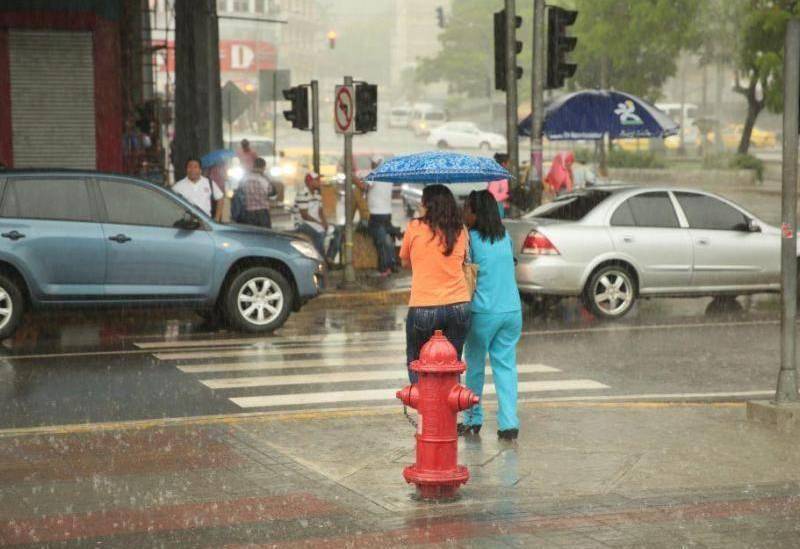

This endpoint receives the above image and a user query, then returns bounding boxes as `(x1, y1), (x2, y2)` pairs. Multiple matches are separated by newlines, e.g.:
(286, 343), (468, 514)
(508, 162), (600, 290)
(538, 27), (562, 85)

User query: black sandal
(457, 423), (482, 436)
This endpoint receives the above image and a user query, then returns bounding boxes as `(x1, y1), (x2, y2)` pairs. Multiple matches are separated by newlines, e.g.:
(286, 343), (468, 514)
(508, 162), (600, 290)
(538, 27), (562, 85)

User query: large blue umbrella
(365, 151), (511, 184)
(201, 149), (236, 169)
(518, 89), (679, 140)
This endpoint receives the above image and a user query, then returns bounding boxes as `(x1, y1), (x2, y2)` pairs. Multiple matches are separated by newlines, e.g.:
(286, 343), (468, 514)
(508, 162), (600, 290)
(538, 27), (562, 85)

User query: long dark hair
(421, 184), (463, 256)
(467, 190), (506, 244)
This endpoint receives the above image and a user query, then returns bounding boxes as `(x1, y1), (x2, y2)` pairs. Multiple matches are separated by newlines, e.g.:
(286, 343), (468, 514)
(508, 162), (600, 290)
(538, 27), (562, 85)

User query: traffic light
(327, 30), (336, 49)
(493, 9), (523, 92)
(546, 6), (578, 90)
(436, 6), (445, 28)
(282, 85), (309, 130)
(355, 83), (378, 133)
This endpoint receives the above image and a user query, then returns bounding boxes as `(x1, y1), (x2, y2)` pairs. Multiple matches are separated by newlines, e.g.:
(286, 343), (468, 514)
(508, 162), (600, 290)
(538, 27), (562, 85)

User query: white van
(389, 106), (412, 128)
(410, 106), (447, 137)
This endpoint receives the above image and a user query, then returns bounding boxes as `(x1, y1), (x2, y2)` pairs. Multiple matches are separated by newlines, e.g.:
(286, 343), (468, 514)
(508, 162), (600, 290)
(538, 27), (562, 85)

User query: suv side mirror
(747, 218), (761, 233)
(175, 211), (202, 231)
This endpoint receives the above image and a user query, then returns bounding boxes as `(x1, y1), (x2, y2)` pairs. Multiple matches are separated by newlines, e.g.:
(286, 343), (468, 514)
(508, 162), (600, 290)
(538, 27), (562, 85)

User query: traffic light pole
(530, 0), (545, 204)
(777, 18), (800, 403)
(342, 76), (357, 288)
(311, 80), (320, 175)
(504, 0), (519, 184)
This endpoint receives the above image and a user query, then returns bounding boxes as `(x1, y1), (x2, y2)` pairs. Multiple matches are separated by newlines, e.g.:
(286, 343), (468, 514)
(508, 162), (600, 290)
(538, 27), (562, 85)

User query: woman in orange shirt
(399, 185), (471, 383)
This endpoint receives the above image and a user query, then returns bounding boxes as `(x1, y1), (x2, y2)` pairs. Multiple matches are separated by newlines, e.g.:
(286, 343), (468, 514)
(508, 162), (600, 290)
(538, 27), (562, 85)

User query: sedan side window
(674, 192), (749, 231)
(98, 180), (188, 228)
(611, 192), (679, 229)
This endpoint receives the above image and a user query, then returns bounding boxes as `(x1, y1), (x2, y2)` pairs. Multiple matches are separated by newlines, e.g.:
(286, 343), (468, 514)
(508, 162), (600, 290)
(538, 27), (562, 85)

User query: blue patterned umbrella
(201, 149), (236, 169)
(364, 151), (511, 184)
(518, 89), (679, 140)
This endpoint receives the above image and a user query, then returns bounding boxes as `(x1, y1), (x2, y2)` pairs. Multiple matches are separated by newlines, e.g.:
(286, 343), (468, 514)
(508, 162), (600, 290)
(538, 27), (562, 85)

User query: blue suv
(0, 170), (324, 339)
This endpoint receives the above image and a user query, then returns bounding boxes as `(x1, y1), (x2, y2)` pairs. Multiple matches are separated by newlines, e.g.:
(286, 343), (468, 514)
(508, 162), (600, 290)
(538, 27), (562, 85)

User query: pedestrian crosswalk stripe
(135, 330), (406, 350)
(198, 364), (562, 390)
(178, 357), (560, 375)
(230, 380), (609, 409)
(154, 342), (407, 361)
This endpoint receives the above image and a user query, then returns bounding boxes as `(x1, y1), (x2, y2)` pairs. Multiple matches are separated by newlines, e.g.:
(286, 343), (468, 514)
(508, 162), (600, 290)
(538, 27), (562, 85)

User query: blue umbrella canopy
(364, 151), (511, 184)
(518, 89), (679, 140)
(201, 149), (236, 169)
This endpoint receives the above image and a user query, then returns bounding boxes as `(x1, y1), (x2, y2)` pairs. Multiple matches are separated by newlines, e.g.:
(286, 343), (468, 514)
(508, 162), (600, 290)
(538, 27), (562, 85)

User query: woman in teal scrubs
(460, 190), (523, 441)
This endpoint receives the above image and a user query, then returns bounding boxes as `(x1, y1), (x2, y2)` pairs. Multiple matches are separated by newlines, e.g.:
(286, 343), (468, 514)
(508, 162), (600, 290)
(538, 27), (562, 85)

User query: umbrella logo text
(614, 100), (644, 126)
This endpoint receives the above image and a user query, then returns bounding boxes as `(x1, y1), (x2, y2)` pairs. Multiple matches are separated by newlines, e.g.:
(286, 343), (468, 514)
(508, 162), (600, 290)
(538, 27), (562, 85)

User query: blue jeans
(296, 223), (325, 257)
(405, 302), (471, 384)
(368, 214), (396, 272)
(463, 311), (523, 431)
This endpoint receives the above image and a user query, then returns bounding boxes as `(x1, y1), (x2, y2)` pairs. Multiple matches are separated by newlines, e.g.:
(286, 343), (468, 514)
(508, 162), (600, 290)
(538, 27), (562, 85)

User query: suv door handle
(622, 235), (634, 243)
(108, 234), (132, 243)
(697, 238), (710, 246)
(1, 231), (25, 241)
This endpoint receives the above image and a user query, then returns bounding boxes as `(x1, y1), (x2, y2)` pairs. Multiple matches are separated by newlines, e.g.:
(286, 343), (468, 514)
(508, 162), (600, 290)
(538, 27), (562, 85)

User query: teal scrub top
(469, 229), (522, 314)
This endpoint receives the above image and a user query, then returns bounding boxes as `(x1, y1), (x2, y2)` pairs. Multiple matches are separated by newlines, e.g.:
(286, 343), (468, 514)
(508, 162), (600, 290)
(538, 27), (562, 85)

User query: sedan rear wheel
(479, 141), (491, 151)
(437, 140), (449, 149)
(224, 267), (292, 333)
(584, 265), (636, 320)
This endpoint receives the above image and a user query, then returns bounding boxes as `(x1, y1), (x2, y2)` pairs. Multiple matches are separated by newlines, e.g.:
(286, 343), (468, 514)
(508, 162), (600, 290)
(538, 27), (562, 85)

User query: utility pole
(530, 0), (545, 203)
(777, 18), (800, 403)
(504, 0), (519, 183)
(342, 75), (356, 287)
(311, 79), (320, 175)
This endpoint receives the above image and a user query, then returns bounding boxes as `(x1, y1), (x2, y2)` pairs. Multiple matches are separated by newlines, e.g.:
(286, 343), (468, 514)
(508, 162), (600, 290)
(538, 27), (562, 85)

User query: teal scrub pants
(462, 311), (522, 430)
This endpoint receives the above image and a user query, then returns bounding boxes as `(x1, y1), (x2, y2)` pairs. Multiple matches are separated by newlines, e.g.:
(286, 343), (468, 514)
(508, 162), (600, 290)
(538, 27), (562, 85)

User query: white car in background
(427, 122), (507, 151)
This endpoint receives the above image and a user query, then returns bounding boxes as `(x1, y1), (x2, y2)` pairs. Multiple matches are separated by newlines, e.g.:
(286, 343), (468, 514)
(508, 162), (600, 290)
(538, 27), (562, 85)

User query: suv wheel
(0, 274), (24, 340)
(224, 267), (292, 333)
(583, 265), (636, 320)
(479, 141), (491, 151)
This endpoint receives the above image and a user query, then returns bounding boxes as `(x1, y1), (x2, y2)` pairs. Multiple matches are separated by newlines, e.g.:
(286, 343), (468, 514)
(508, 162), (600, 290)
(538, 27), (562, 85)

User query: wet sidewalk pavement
(2, 402), (800, 547)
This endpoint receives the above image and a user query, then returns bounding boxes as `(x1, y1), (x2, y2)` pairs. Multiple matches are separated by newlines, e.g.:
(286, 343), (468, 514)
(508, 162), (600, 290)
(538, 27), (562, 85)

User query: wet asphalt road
(0, 294), (791, 430)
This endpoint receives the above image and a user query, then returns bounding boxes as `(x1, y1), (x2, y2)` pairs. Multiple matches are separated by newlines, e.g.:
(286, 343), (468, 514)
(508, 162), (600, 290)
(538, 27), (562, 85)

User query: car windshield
(526, 190), (613, 221)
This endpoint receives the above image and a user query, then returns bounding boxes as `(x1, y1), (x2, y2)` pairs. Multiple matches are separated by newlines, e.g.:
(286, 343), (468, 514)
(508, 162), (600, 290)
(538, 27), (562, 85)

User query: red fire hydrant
(396, 330), (480, 499)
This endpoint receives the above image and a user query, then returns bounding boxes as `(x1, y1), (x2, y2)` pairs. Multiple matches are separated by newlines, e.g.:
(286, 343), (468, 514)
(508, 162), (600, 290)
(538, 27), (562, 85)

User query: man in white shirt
(293, 171), (328, 256)
(366, 156), (397, 276)
(172, 158), (223, 218)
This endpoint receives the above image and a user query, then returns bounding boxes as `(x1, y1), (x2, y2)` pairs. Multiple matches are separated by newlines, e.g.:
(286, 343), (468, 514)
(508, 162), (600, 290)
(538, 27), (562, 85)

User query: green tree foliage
(729, 0), (798, 154)
(416, 0), (534, 100)
(570, 0), (699, 101)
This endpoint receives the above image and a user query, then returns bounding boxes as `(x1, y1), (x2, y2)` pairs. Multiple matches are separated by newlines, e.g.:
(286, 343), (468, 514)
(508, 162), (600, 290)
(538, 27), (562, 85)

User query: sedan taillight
(521, 231), (560, 255)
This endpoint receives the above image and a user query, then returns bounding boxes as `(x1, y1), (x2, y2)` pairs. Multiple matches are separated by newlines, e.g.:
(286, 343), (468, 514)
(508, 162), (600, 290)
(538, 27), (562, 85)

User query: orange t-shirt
(400, 220), (470, 307)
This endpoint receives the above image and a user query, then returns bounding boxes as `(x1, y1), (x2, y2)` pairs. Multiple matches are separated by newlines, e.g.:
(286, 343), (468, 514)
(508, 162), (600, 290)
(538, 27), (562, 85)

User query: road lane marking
(154, 343), (407, 361)
(2, 318), (784, 360)
(230, 379), (609, 408)
(0, 396), (758, 438)
(179, 358), (559, 374)
(198, 364), (561, 390)
(134, 331), (406, 349)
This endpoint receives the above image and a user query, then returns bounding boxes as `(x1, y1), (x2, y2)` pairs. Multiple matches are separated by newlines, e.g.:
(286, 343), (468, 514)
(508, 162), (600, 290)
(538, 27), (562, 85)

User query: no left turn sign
(334, 85), (354, 135)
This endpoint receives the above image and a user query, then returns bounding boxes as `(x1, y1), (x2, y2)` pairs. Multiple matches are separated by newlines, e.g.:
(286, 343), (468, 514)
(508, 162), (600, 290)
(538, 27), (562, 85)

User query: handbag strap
(464, 227), (472, 265)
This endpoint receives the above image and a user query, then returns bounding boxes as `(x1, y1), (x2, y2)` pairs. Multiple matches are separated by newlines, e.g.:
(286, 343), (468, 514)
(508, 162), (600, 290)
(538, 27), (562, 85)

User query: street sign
(221, 81), (251, 123)
(334, 85), (355, 135)
(258, 69), (291, 102)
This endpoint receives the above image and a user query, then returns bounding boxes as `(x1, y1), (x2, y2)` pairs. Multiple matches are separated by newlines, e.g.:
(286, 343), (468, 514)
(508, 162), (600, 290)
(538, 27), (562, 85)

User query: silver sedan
(505, 185), (792, 320)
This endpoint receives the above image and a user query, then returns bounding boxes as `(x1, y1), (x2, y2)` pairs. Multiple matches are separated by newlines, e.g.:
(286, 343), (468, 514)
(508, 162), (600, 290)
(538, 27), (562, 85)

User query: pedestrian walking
(488, 153), (510, 218)
(366, 156), (397, 277)
(460, 190), (522, 441)
(237, 139), (258, 172)
(172, 158), (223, 218)
(207, 159), (230, 222)
(544, 151), (574, 197)
(232, 157), (272, 229)
(325, 185), (345, 268)
(293, 171), (328, 256)
(400, 184), (471, 384)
